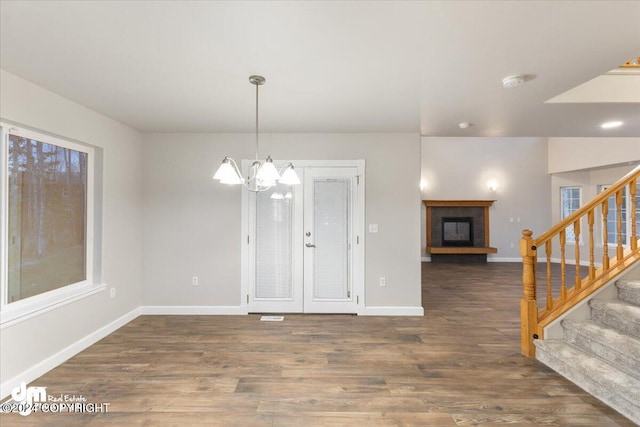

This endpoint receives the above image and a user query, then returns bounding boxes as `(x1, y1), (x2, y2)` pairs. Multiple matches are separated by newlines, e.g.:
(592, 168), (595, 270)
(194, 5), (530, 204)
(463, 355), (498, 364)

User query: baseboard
(359, 306), (424, 316)
(0, 306), (140, 400)
(549, 258), (602, 268)
(423, 256), (521, 263)
(487, 257), (521, 262)
(140, 305), (248, 315)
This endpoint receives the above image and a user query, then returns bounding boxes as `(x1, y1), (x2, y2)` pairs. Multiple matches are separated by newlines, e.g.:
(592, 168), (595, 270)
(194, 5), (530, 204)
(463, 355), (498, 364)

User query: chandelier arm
(277, 162), (294, 174)
(229, 158), (275, 193)
(245, 183), (274, 193)
(225, 157), (244, 181)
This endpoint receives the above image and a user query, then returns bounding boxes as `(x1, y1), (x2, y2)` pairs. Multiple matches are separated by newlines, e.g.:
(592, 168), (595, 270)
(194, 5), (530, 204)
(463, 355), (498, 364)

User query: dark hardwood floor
(1, 263), (635, 426)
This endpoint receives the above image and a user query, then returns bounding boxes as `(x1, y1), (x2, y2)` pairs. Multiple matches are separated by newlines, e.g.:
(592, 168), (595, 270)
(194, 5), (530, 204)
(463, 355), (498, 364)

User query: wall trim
(0, 307), (140, 400)
(140, 305), (248, 315)
(358, 306), (424, 316)
(549, 257), (602, 268)
(0, 284), (106, 329)
(423, 256), (522, 263)
(488, 257), (521, 263)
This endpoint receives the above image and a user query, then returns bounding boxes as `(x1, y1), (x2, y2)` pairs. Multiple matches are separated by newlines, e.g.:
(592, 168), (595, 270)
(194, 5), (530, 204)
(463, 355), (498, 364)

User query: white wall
(142, 133), (422, 310)
(421, 137), (552, 260)
(0, 70), (143, 394)
(548, 137), (640, 174)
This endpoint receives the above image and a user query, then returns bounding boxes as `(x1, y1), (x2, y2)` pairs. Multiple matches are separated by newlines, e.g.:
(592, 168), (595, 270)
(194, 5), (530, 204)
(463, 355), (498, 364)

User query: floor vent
(260, 316), (284, 322)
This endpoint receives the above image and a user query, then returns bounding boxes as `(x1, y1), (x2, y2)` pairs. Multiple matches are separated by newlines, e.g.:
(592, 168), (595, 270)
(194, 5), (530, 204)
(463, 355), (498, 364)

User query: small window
(600, 185), (627, 245)
(560, 187), (581, 244)
(635, 182), (640, 241)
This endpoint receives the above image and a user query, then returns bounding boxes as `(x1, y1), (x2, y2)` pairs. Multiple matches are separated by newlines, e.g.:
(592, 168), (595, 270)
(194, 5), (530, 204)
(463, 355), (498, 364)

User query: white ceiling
(1, 1), (639, 137)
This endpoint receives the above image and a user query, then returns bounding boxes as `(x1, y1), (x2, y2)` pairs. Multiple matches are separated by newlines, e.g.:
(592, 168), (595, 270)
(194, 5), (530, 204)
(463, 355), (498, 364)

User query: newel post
(520, 229), (539, 357)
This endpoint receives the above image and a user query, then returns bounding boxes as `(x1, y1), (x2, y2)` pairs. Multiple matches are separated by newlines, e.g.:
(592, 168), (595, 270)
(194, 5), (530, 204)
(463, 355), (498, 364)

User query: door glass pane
(255, 187), (293, 299)
(7, 134), (87, 302)
(314, 180), (349, 299)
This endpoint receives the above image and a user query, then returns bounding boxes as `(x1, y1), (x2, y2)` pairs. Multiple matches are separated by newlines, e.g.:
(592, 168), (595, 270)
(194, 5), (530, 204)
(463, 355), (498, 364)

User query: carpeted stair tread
(535, 339), (640, 423)
(562, 319), (640, 380)
(589, 299), (640, 339)
(617, 280), (640, 306)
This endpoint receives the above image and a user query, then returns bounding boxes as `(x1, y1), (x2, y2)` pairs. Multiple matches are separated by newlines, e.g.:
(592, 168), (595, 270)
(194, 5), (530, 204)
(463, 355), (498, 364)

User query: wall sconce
(487, 179), (499, 192)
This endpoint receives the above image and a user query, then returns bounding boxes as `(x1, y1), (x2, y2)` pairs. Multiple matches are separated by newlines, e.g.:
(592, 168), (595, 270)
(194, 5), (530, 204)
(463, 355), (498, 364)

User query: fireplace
(442, 217), (473, 247)
(423, 200), (497, 263)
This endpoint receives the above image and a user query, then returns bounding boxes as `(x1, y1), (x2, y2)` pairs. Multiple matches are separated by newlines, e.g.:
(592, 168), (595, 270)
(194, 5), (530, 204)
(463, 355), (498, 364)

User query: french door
(243, 161), (364, 314)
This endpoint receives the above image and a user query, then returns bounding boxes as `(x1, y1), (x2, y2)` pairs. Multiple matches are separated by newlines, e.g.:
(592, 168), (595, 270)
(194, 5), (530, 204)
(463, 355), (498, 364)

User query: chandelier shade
(279, 165), (301, 185)
(213, 75), (300, 192)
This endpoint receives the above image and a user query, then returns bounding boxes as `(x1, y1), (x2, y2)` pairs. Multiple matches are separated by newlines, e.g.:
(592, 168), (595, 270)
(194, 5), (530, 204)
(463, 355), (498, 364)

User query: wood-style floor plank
(1, 263), (636, 426)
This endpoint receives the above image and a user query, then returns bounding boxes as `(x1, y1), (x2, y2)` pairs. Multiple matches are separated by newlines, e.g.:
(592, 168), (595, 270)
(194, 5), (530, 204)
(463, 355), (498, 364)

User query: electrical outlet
(379, 277), (386, 287)
(369, 224), (379, 233)
(110, 287), (116, 299)
(192, 276), (199, 286)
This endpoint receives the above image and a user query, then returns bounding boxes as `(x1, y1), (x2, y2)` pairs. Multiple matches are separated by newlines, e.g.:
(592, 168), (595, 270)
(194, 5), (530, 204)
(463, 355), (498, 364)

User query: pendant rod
(255, 79), (259, 162)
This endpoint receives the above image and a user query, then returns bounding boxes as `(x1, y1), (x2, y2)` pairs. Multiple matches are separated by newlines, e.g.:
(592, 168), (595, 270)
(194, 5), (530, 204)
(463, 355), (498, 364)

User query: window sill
(0, 282), (106, 329)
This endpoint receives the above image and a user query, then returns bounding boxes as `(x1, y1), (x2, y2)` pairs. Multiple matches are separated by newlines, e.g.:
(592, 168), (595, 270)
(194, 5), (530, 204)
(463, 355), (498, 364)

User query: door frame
(240, 159), (365, 314)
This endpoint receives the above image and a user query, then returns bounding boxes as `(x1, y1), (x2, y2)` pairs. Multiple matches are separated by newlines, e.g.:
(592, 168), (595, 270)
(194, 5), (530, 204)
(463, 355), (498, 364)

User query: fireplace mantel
(423, 200), (497, 261)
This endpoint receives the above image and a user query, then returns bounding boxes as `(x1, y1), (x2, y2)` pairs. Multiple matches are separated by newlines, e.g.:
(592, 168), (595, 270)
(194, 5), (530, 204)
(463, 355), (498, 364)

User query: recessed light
(601, 120), (623, 129)
(459, 122), (473, 129)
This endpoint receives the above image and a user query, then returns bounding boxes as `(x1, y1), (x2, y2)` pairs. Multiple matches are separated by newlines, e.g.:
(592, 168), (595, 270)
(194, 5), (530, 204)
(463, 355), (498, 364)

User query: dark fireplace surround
(424, 200), (497, 263)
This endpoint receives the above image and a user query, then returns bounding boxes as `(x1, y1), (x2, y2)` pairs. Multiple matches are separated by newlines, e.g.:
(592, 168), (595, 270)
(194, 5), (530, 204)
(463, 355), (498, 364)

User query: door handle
(305, 243), (316, 248)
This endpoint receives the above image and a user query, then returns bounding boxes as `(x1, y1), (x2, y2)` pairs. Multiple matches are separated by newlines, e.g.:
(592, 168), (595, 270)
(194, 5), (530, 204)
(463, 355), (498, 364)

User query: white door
(245, 162), (363, 314)
(303, 167), (358, 313)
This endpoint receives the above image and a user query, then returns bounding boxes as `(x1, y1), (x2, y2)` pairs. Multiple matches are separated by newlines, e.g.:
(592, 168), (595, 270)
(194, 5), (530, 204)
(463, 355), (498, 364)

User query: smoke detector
(502, 75), (526, 88)
(458, 122), (473, 129)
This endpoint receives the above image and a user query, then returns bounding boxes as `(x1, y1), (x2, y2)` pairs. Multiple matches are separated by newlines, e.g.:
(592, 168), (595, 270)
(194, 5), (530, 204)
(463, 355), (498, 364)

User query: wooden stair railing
(521, 165), (640, 356)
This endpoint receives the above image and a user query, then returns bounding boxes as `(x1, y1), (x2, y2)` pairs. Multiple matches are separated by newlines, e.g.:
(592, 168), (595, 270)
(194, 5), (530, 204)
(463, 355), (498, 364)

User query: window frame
(560, 186), (582, 245)
(1, 123), (102, 326)
(599, 184), (630, 247)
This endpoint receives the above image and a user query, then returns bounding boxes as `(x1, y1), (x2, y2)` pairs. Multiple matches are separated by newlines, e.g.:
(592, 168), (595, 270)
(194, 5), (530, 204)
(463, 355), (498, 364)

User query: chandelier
(213, 75), (300, 192)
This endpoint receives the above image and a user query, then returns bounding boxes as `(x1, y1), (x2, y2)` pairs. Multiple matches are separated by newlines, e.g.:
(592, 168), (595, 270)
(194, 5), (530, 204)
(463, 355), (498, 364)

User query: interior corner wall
(548, 137), (640, 174)
(141, 133), (422, 309)
(421, 137), (551, 260)
(0, 70), (144, 389)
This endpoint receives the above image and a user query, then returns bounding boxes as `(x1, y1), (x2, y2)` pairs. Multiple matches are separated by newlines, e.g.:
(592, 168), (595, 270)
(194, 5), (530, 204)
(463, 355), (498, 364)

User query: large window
(1, 125), (95, 322)
(560, 187), (581, 244)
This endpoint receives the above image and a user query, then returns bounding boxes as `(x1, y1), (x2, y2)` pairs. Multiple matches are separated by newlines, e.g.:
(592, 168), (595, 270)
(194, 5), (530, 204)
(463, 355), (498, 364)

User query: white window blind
(255, 189), (293, 299)
(313, 180), (349, 299)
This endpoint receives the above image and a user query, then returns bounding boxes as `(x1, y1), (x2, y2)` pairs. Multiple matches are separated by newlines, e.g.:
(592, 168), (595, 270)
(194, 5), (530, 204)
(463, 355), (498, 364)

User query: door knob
(305, 243), (316, 248)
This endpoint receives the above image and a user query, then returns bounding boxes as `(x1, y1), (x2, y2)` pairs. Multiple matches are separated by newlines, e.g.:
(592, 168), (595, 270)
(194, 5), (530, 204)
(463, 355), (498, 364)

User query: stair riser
(590, 307), (640, 339)
(535, 346), (640, 424)
(618, 288), (640, 306)
(563, 328), (640, 380)
(616, 280), (640, 306)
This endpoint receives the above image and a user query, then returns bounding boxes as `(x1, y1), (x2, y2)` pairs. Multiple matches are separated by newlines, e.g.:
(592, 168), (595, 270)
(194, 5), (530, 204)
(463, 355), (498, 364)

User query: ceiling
(1, 1), (639, 137)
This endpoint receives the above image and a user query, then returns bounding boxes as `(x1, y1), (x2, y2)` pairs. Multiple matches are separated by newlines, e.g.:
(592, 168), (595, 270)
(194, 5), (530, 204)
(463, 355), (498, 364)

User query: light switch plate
(369, 224), (379, 233)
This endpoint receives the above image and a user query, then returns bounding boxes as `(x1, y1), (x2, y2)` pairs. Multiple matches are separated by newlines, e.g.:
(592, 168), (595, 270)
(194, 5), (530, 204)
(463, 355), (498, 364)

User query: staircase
(534, 279), (640, 424)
